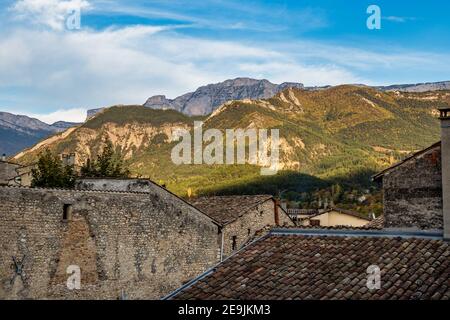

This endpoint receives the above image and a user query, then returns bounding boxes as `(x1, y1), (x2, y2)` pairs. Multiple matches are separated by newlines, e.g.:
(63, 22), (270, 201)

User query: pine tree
(31, 149), (76, 188)
(80, 138), (130, 178)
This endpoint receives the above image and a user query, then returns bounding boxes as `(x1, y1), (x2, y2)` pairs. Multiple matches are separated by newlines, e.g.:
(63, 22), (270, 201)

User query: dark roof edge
(0, 159), (23, 167)
(372, 141), (441, 181)
(278, 204), (297, 226)
(162, 232), (272, 300)
(270, 228), (444, 240)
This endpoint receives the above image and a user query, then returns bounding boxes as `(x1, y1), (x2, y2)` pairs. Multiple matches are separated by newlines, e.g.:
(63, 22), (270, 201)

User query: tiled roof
(365, 216), (385, 229)
(189, 195), (273, 225)
(169, 231), (450, 300)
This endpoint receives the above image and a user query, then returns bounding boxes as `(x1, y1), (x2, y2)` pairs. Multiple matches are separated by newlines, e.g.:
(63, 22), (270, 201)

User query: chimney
(274, 198), (280, 226)
(1, 154), (5, 161)
(439, 107), (450, 240)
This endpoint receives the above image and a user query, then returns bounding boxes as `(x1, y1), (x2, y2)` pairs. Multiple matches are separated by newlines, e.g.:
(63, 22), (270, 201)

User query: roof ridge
(0, 184), (154, 195)
(270, 228), (444, 240)
(372, 141), (441, 180)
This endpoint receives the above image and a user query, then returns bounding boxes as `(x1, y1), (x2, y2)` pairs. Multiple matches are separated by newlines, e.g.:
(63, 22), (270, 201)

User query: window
(63, 204), (72, 221)
(310, 219), (321, 226)
(232, 236), (237, 251)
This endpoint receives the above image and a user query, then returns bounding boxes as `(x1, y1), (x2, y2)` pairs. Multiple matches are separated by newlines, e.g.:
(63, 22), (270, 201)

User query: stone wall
(382, 144), (443, 230)
(0, 161), (20, 185)
(221, 199), (293, 257)
(75, 178), (161, 193)
(0, 186), (219, 299)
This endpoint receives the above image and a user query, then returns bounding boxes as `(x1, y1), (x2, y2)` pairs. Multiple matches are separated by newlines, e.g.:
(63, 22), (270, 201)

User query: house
(0, 155), (32, 186)
(298, 207), (372, 228)
(373, 107), (450, 239)
(0, 178), (222, 299)
(189, 195), (295, 258)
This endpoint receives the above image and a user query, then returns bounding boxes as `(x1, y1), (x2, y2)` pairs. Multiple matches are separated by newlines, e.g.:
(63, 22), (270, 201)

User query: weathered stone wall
(0, 161), (20, 185)
(0, 186), (219, 300)
(382, 145), (443, 230)
(75, 178), (161, 193)
(222, 200), (293, 257)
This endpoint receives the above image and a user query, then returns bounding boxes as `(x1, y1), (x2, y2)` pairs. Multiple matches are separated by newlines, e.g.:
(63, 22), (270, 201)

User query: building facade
(0, 159), (32, 187)
(0, 184), (219, 299)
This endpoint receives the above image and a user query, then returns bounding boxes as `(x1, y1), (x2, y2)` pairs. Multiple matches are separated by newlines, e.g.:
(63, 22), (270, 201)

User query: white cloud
(10, 0), (91, 30)
(27, 107), (87, 124)
(1, 1), (449, 123)
(383, 16), (416, 23)
(0, 24), (365, 121)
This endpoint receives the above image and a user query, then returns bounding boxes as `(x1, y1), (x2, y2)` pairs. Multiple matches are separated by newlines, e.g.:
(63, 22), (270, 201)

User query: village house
(0, 153), (78, 188)
(298, 207), (372, 228)
(0, 155), (32, 186)
(189, 195), (295, 258)
(373, 107), (450, 239)
(0, 179), (222, 299)
(165, 108), (450, 300)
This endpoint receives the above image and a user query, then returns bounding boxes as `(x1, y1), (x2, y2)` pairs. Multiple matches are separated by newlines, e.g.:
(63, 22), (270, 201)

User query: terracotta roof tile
(189, 195), (273, 225)
(170, 232), (450, 300)
(365, 216), (385, 229)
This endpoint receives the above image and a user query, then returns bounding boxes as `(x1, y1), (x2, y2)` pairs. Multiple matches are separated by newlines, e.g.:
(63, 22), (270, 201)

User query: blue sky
(0, 0), (449, 123)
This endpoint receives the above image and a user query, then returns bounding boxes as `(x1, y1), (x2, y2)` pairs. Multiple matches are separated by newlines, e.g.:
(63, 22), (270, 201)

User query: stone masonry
(376, 143), (443, 230)
(220, 199), (293, 257)
(0, 186), (219, 300)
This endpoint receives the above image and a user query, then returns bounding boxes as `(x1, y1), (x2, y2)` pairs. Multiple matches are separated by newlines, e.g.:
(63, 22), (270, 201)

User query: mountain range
(0, 112), (78, 156)
(12, 85), (448, 197)
(376, 81), (450, 92)
(87, 78), (305, 118)
(86, 78), (450, 118)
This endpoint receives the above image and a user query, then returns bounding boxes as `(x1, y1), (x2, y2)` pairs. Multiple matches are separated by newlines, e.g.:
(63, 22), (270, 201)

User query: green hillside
(14, 86), (445, 209)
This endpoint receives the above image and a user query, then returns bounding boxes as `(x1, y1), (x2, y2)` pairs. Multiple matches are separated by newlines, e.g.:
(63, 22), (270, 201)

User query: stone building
(0, 157), (32, 186)
(0, 181), (220, 299)
(298, 207), (372, 228)
(373, 107), (449, 239)
(189, 195), (295, 258)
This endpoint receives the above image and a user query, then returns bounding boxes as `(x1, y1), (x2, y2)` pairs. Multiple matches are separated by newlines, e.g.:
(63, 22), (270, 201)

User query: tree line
(31, 138), (129, 188)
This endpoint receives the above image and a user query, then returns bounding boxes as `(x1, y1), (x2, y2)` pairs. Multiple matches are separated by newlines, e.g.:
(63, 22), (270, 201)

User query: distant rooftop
(189, 195), (274, 226)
